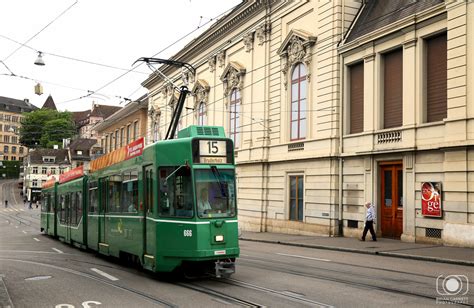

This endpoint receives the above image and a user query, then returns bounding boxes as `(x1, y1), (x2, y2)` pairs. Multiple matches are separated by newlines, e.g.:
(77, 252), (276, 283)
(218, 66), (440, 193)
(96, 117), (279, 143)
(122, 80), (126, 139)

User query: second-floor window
(127, 124), (131, 144)
(290, 63), (307, 140)
(11, 146), (16, 154)
(198, 102), (207, 126)
(32, 167), (38, 174)
(133, 121), (139, 141)
(229, 89), (241, 148)
(426, 32), (447, 123)
(120, 127), (125, 147)
(32, 179), (38, 187)
(3, 145), (8, 153)
(41, 167), (47, 174)
(349, 62), (364, 134)
(383, 48), (403, 129)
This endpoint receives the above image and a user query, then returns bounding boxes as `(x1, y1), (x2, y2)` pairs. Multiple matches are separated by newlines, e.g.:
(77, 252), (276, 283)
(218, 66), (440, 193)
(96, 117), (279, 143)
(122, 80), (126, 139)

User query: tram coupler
(215, 259), (235, 278)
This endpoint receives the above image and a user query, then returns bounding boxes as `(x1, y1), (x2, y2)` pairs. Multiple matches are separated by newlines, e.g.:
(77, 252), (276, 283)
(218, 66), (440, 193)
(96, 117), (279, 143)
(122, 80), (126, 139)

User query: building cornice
(142, 0), (285, 90)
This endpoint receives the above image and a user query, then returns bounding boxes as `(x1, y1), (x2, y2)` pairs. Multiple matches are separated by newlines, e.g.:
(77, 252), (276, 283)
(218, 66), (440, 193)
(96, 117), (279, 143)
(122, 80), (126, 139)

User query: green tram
(41, 126), (239, 277)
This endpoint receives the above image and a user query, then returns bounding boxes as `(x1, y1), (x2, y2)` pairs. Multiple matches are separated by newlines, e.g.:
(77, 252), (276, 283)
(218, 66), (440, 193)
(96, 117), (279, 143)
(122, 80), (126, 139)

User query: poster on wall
(421, 182), (442, 217)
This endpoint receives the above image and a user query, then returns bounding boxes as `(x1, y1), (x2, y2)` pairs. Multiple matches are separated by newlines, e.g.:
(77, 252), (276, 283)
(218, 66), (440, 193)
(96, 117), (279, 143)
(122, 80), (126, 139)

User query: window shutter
(426, 33), (447, 122)
(350, 62), (364, 134)
(384, 49), (403, 129)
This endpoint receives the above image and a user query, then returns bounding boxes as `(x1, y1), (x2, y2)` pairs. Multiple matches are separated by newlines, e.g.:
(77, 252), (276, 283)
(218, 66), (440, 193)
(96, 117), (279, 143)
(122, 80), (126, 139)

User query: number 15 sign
(199, 140), (227, 163)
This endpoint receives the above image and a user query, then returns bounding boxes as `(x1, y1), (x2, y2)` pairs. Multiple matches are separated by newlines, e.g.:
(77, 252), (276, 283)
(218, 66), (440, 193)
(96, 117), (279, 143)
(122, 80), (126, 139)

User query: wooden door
(381, 163), (403, 238)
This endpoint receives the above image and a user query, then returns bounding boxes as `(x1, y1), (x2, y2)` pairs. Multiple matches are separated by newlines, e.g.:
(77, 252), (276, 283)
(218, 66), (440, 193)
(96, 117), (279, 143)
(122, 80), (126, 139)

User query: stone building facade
(141, 0), (473, 247)
(94, 97), (148, 153)
(339, 0), (474, 247)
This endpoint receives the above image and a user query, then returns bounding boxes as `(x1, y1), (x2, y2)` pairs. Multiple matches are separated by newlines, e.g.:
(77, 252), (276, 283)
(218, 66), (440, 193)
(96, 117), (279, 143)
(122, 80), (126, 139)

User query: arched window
(290, 63), (307, 140)
(229, 89), (241, 148)
(198, 102), (207, 126)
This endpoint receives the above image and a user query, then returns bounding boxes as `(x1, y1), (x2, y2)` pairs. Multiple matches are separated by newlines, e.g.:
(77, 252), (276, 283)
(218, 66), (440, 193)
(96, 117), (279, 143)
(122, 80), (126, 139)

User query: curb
(240, 238), (474, 267)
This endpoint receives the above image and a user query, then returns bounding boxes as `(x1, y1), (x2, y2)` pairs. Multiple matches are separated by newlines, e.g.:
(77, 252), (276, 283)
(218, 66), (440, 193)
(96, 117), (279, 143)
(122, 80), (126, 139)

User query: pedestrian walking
(28, 200), (32, 210)
(360, 201), (377, 241)
(23, 198), (27, 208)
(35, 200), (39, 209)
(4, 200), (7, 208)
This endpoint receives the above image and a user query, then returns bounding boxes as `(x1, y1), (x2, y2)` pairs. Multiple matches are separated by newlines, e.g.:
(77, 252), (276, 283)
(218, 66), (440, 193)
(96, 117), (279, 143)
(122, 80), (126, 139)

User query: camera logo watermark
(436, 275), (469, 305)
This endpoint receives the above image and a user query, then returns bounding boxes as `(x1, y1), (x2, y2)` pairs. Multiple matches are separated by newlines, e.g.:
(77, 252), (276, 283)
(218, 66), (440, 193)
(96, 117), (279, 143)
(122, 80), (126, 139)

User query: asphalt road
(0, 180), (472, 307)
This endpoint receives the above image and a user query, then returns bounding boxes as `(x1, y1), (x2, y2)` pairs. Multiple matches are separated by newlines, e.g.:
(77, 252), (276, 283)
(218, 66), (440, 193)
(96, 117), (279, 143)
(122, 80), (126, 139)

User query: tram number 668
(183, 230), (193, 237)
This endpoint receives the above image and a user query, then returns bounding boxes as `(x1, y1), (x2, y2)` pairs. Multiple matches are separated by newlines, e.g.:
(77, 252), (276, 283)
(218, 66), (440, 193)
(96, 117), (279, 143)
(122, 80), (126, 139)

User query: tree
(19, 109), (76, 148)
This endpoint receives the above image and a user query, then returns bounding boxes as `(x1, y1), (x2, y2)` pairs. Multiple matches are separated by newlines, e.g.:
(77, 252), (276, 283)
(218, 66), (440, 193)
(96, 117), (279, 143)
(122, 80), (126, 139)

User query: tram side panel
(56, 178), (86, 247)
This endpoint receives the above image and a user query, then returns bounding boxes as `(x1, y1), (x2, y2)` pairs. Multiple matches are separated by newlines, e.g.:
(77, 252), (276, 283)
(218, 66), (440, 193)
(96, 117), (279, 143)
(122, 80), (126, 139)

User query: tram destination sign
(199, 140), (227, 164)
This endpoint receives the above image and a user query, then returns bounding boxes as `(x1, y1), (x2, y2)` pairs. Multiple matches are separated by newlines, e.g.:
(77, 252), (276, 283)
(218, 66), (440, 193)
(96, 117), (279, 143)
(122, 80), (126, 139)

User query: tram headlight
(215, 235), (224, 242)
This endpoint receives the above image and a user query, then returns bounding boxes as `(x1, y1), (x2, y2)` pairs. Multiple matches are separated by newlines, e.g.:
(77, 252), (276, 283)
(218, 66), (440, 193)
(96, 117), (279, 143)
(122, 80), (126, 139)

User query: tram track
(0, 257), (177, 307)
(176, 281), (265, 307)
(237, 257), (472, 306)
(216, 277), (333, 307)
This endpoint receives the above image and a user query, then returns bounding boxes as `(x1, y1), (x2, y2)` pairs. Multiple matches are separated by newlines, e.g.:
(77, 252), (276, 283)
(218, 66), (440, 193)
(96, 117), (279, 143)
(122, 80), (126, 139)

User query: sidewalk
(240, 231), (474, 266)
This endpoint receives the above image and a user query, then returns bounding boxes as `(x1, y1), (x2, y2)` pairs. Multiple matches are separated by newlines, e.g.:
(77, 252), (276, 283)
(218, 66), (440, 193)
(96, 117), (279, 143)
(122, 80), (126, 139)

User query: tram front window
(195, 169), (236, 218)
(158, 166), (193, 218)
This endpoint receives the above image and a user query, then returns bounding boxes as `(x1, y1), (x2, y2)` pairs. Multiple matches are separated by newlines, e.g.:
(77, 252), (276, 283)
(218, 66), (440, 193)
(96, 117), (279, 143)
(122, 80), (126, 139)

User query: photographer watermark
(436, 275), (469, 305)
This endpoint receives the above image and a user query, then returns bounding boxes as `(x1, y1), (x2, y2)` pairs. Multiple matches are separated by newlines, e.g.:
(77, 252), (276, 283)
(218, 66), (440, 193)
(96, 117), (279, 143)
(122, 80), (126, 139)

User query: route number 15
(199, 140), (225, 156)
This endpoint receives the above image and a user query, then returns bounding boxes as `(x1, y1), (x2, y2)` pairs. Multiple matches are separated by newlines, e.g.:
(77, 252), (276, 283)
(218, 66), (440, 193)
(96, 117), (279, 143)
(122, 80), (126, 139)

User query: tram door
(98, 178), (108, 253)
(143, 165), (155, 268)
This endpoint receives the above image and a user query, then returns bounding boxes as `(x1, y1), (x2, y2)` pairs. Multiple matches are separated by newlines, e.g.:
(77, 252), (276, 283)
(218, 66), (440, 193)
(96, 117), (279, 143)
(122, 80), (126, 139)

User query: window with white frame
(197, 102), (207, 126)
(290, 63), (307, 141)
(229, 89), (241, 148)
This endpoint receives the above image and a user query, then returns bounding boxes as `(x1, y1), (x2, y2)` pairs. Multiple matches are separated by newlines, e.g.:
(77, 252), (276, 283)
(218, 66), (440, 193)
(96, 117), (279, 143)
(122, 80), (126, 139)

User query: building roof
(0, 96), (38, 113)
(93, 97), (148, 132)
(72, 104), (122, 128)
(345, 0), (444, 43)
(41, 95), (57, 110)
(90, 104), (122, 119)
(28, 148), (69, 164)
(69, 138), (98, 151)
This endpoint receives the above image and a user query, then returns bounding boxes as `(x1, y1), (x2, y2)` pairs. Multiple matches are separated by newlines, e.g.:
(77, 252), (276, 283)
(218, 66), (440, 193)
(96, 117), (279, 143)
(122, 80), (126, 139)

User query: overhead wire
(2, 0), (78, 62)
(58, 3), (240, 105)
(151, 36), (340, 134)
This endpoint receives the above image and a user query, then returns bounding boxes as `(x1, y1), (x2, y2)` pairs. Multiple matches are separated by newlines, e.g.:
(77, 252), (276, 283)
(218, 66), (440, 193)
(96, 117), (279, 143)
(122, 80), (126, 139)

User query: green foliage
(19, 109), (76, 148)
(0, 161), (21, 179)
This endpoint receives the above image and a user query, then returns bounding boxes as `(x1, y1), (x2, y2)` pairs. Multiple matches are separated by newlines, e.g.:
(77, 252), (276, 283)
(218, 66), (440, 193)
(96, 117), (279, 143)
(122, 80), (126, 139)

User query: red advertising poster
(126, 137), (144, 160)
(421, 182), (442, 217)
(59, 165), (84, 184)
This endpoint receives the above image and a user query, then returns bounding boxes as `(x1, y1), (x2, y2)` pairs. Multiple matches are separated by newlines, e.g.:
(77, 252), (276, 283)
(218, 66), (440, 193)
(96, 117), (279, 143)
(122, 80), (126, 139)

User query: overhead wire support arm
(133, 57), (196, 140)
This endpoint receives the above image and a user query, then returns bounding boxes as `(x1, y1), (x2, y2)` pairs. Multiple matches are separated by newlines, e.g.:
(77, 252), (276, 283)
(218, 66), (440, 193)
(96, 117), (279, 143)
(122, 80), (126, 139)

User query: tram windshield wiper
(210, 166), (227, 197)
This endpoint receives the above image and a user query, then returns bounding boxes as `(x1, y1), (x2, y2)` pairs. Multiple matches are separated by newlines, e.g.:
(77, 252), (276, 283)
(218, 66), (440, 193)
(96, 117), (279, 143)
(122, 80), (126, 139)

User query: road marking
(90, 268), (119, 281)
(276, 253), (331, 262)
(33, 238), (40, 242)
(22, 231), (27, 234)
(15, 226), (18, 229)
(52, 248), (63, 254)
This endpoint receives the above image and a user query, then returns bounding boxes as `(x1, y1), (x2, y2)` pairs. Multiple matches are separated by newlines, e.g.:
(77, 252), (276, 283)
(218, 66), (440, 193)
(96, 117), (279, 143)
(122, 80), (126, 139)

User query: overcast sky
(0, 0), (241, 111)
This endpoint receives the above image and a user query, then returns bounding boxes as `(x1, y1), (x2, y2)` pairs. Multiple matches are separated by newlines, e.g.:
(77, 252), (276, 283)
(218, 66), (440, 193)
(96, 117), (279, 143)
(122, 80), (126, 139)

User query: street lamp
(34, 51), (45, 66)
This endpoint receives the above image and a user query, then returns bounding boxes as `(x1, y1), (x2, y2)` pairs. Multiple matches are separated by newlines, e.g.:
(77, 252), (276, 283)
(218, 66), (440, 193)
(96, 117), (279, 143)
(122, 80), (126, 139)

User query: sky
(0, 0), (241, 112)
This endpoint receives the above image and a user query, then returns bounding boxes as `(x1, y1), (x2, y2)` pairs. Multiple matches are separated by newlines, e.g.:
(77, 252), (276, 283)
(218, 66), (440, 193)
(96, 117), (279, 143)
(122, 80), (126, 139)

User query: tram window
(76, 192), (82, 224)
(89, 182), (98, 213)
(70, 193), (77, 225)
(59, 195), (66, 224)
(121, 170), (138, 213)
(41, 194), (48, 212)
(158, 167), (193, 218)
(108, 175), (122, 213)
(195, 169), (237, 218)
